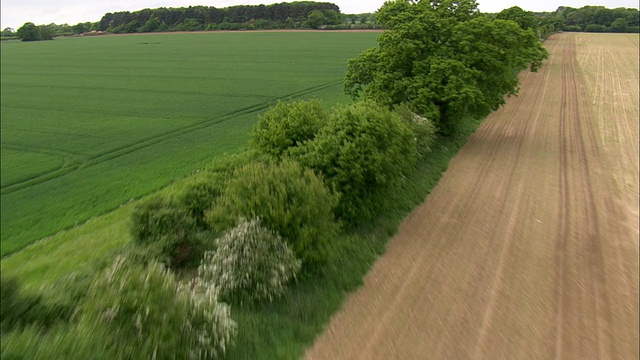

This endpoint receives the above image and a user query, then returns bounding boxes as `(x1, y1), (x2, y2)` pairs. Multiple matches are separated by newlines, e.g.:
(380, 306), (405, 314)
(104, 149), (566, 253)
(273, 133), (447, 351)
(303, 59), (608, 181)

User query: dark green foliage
(1, 27), (15, 38)
(37, 25), (54, 40)
(564, 25), (583, 32)
(535, 5), (639, 34)
(0, 273), (90, 332)
(16, 22), (40, 41)
(98, 2), (342, 33)
(610, 18), (629, 32)
(130, 196), (200, 267)
(206, 159), (340, 273)
(250, 99), (329, 158)
(344, 0), (548, 135)
(585, 24), (609, 32)
(179, 173), (229, 229)
(293, 101), (418, 223)
(496, 6), (538, 31)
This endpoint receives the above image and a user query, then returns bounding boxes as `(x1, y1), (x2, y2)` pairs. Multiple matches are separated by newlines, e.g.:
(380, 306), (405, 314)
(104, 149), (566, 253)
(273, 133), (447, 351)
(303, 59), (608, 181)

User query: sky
(2, 0), (639, 30)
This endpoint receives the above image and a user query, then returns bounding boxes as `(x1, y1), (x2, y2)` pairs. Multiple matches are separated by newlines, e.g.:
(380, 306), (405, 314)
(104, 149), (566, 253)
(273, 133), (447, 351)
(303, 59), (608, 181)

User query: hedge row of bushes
(1, 99), (437, 357)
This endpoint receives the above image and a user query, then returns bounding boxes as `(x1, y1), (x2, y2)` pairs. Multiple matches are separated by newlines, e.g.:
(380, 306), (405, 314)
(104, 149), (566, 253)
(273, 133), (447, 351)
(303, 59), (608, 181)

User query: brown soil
(305, 33), (639, 360)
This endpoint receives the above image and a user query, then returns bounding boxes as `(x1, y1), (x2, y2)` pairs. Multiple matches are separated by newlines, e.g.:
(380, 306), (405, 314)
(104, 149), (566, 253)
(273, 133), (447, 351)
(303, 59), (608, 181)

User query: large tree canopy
(344, 0), (548, 134)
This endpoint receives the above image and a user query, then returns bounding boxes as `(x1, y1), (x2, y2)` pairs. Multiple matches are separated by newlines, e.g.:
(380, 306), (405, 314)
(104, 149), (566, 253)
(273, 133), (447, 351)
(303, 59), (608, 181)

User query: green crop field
(0, 31), (378, 256)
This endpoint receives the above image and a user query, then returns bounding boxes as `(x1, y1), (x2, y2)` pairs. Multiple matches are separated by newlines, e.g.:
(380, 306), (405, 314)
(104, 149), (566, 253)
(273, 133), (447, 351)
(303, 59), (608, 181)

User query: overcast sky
(2, 0), (639, 30)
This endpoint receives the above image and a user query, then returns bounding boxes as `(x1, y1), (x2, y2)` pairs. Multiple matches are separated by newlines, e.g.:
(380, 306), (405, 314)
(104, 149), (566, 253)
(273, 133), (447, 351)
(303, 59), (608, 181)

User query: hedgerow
(206, 159), (339, 273)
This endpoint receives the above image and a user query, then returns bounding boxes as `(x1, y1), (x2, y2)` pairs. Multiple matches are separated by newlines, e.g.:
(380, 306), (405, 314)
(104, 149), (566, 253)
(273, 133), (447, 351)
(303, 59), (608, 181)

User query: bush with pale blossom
(200, 217), (301, 304)
(82, 256), (236, 358)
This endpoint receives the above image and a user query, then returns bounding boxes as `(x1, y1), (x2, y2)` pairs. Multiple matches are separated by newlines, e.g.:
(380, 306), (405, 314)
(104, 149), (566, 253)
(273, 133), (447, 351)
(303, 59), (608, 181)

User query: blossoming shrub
(82, 256), (236, 358)
(250, 99), (328, 158)
(206, 159), (339, 273)
(199, 217), (301, 304)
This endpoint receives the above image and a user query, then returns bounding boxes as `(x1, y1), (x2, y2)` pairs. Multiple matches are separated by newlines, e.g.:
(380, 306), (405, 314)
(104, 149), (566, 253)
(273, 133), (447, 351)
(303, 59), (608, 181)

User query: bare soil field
(305, 33), (639, 359)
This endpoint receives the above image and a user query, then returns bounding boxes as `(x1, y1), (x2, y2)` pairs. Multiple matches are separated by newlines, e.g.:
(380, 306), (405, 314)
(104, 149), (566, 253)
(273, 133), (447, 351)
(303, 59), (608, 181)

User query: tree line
(4, 2), (637, 42)
(534, 5), (639, 34)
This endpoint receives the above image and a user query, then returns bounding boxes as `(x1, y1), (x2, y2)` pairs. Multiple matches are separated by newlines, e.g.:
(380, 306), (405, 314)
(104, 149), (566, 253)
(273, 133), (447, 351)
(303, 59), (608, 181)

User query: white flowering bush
(82, 256), (236, 359)
(200, 217), (301, 304)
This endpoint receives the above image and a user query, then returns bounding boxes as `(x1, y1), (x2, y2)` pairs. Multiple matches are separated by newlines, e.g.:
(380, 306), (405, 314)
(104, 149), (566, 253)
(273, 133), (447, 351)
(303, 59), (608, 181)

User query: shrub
(293, 101), (418, 223)
(180, 172), (229, 229)
(82, 256), (236, 359)
(250, 99), (328, 158)
(0, 274), (88, 332)
(199, 218), (301, 304)
(130, 195), (199, 267)
(584, 24), (608, 33)
(206, 159), (339, 273)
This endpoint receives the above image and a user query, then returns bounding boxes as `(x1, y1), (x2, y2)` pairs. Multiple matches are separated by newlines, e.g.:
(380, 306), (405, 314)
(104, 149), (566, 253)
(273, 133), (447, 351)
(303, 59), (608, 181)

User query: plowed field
(305, 33), (639, 359)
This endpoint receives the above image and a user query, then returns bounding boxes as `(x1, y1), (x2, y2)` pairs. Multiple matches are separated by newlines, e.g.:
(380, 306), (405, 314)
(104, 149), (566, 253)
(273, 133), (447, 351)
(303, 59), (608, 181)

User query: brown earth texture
(305, 32), (639, 360)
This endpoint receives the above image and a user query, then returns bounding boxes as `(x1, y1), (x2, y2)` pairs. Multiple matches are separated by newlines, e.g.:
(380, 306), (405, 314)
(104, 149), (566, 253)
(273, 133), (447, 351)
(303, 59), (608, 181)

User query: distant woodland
(2, 2), (639, 41)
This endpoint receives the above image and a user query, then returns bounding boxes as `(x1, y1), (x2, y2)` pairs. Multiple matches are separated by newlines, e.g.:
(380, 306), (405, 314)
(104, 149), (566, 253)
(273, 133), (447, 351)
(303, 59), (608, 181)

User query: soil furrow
(305, 32), (639, 360)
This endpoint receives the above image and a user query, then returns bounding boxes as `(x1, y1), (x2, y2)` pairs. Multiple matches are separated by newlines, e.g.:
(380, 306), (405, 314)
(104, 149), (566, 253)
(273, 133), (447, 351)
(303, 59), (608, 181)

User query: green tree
(139, 16), (162, 32)
(16, 22), (40, 41)
(496, 6), (538, 31)
(611, 17), (628, 32)
(1, 27), (15, 37)
(37, 25), (55, 40)
(305, 9), (328, 28)
(344, 0), (548, 135)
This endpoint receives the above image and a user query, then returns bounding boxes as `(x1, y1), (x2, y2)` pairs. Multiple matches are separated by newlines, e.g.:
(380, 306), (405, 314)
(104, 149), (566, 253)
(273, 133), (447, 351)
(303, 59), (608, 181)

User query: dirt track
(305, 33), (639, 359)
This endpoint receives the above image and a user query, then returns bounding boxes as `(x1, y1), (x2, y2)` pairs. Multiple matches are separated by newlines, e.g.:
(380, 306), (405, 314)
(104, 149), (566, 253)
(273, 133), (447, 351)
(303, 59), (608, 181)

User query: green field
(0, 32), (378, 256)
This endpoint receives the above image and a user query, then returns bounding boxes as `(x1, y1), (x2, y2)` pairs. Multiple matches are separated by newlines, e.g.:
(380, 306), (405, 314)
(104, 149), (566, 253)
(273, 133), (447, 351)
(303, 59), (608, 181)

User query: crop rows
(0, 31), (378, 255)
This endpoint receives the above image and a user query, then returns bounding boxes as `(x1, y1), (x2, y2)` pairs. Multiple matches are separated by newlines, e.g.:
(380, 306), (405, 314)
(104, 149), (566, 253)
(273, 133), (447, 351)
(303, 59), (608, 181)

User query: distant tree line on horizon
(2, 2), (638, 42)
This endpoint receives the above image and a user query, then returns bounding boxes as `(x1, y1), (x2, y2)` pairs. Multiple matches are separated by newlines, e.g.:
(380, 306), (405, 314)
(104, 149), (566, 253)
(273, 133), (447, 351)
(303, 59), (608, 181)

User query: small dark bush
(130, 195), (199, 267)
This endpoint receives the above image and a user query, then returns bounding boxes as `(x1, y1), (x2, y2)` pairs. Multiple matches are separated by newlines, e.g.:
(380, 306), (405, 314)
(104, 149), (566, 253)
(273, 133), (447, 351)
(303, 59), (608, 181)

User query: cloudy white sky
(2, 0), (638, 30)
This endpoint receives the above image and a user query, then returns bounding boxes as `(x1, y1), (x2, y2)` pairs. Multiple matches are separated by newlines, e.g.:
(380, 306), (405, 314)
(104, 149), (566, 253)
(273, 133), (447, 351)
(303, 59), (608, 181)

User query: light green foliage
(0, 32), (378, 256)
(294, 101), (417, 223)
(200, 217), (301, 304)
(250, 99), (329, 158)
(82, 256), (236, 359)
(344, 0), (548, 135)
(206, 159), (339, 272)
